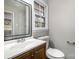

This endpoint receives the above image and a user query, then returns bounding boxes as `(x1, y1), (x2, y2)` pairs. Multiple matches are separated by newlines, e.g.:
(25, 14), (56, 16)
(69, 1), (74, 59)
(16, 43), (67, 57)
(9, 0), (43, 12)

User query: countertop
(4, 38), (46, 59)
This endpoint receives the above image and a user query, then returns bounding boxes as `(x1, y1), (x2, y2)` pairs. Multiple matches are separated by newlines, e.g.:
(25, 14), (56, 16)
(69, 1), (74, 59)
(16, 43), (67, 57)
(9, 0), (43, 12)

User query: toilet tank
(38, 36), (49, 49)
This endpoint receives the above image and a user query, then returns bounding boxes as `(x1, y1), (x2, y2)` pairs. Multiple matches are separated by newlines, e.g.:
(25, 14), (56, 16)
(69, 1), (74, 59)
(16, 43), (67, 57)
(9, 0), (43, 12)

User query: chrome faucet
(17, 38), (25, 43)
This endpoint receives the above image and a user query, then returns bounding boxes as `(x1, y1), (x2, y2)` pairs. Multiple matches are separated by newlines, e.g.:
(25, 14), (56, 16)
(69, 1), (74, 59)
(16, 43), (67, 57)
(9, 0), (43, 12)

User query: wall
(48, 0), (75, 59)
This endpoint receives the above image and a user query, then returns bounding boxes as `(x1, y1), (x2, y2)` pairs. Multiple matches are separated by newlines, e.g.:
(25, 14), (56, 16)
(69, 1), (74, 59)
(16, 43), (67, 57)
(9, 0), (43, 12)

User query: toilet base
(47, 57), (64, 59)
(46, 48), (65, 59)
(47, 53), (65, 59)
(48, 58), (64, 59)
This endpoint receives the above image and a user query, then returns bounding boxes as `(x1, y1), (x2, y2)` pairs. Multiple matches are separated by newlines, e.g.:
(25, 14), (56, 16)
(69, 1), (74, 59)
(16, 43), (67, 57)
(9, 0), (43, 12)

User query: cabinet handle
(36, 51), (39, 53)
(32, 54), (34, 56)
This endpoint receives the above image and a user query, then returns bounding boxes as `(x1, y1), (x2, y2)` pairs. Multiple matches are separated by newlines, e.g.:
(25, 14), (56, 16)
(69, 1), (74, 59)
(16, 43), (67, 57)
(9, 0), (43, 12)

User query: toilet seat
(47, 48), (64, 58)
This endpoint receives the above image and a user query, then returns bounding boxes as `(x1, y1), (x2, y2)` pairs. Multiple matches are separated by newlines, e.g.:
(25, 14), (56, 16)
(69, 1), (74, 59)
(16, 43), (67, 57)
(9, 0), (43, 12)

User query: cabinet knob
(36, 51), (39, 53)
(32, 54), (34, 56)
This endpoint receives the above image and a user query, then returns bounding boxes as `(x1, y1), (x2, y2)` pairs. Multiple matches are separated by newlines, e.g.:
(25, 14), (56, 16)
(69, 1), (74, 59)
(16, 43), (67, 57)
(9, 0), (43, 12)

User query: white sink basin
(10, 39), (36, 50)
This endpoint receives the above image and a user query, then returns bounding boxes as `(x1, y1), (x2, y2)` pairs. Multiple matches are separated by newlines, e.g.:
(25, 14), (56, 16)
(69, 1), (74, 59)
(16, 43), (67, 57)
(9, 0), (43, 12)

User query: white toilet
(38, 36), (65, 59)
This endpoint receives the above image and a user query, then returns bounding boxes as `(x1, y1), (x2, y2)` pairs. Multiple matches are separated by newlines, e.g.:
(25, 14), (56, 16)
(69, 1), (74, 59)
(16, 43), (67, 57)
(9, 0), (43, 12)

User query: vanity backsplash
(32, 29), (49, 38)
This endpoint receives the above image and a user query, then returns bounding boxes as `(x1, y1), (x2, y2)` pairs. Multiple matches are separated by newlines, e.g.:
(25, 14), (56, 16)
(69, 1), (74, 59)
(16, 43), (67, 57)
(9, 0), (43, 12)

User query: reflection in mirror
(4, 0), (32, 41)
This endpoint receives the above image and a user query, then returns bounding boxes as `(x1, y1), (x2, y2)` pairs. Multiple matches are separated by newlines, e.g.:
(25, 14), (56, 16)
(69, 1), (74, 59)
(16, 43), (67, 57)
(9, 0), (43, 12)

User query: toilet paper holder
(67, 41), (75, 45)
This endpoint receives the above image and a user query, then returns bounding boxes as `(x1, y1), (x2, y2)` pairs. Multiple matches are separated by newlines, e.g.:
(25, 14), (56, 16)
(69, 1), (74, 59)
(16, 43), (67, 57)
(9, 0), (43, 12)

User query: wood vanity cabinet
(13, 43), (46, 59)
(34, 48), (46, 59)
(13, 50), (33, 59)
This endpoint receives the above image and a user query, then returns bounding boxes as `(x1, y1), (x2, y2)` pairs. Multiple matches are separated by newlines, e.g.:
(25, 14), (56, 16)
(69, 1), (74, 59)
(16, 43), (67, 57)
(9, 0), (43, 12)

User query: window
(34, 1), (45, 27)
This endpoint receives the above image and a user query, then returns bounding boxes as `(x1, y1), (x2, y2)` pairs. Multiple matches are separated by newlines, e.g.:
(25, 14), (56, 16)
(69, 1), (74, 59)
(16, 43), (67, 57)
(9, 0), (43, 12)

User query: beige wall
(48, 0), (75, 59)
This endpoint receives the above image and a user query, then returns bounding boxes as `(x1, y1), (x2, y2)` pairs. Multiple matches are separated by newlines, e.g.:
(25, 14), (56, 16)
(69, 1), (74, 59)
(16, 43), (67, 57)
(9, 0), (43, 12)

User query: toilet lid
(47, 48), (64, 58)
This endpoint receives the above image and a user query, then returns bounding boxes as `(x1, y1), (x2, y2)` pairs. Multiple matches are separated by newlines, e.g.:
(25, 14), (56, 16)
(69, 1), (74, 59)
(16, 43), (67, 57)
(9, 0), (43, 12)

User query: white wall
(48, 0), (75, 59)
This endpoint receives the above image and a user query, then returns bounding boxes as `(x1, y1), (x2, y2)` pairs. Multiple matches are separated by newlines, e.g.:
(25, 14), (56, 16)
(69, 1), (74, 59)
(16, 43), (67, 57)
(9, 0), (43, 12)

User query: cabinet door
(13, 51), (33, 59)
(34, 48), (46, 59)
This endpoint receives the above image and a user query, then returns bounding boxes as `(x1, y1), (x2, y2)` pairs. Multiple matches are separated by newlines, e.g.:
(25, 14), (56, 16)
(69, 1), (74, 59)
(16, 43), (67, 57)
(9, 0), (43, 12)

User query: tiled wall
(32, 29), (49, 38)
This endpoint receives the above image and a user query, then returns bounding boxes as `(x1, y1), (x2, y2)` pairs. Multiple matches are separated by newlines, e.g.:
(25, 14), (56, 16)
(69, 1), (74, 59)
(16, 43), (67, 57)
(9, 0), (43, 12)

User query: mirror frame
(4, 0), (32, 41)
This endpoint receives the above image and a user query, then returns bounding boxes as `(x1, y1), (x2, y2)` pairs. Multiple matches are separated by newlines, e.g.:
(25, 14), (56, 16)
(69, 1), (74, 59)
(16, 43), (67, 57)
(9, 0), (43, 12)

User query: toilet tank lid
(47, 48), (64, 58)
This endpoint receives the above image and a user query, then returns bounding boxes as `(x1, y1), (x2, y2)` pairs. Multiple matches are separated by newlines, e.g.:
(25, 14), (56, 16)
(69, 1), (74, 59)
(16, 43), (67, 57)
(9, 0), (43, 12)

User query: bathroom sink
(10, 39), (36, 50)
(10, 43), (27, 50)
(4, 38), (46, 59)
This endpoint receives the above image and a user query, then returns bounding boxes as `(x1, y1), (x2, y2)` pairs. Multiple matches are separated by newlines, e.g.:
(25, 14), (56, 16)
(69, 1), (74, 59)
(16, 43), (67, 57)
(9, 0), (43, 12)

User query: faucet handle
(17, 38), (25, 43)
(22, 38), (25, 40)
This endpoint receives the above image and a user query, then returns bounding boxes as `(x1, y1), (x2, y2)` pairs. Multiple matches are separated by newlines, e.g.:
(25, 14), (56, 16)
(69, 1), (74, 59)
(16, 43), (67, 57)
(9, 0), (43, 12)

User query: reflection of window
(34, 1), (45, 27)
(4, 11), (13, 36)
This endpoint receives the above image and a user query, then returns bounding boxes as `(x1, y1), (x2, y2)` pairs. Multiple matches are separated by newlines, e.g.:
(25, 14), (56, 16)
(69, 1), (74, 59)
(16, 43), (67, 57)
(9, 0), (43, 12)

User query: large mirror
(4, 0), (32, 41)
